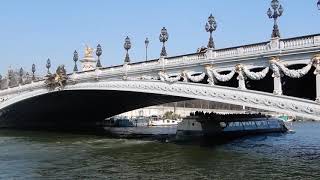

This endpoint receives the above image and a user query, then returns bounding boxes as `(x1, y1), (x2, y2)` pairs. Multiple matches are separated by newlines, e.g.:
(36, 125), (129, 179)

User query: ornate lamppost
(8, 68), (13, 87)
(46, 58), (51, 75)
(19, 67), (24, 84)
(73, 50), (79, 72)
(96, 44), (102, 68)
(145, 38), (149, 61)
(205, 14), (217, 49)
(267, 0), (284, 38)
(32, 64), (36, 81)
(159, 27), (169, 57)
(124, 36), (132, 63)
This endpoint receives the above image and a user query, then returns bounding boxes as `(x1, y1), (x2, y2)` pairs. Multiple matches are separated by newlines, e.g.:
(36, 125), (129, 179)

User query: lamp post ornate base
(272, 24), (281, 39)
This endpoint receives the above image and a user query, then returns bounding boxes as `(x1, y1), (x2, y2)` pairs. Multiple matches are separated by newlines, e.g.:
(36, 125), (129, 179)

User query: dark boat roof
(188, 112), (272, 122)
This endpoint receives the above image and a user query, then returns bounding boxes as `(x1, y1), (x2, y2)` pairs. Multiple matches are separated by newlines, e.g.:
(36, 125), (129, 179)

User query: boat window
(229, 122), (234, 127)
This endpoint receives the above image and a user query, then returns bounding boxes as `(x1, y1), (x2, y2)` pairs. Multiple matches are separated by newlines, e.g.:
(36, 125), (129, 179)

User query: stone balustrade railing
(283, 35), (316, 49)
(242, 43), (268, 54)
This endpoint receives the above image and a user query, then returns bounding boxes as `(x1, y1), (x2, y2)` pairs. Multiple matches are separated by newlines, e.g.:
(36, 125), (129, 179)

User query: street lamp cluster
(205, 14), (217, 49)
(122, 0), (285, 66)
(73, 50), (79, 72)
(124, 36), (132, 63)
(159, 27), (169, 57)
(46, 58), (51, 75)
(267, 0), (284, 38)
(96, 44), (103, 68)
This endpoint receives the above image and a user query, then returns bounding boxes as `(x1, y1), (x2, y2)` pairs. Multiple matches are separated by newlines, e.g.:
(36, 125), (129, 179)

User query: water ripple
(0, 122), (319, 179)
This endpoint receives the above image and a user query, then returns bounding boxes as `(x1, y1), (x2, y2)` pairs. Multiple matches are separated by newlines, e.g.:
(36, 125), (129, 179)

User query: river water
(0, 122), (319, 180)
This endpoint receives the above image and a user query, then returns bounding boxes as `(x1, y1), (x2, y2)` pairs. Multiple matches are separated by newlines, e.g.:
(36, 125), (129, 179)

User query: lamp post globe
(271, 0), (279, 9)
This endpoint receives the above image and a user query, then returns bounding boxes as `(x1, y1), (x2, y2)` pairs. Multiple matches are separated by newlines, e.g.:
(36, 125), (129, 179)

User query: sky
(0, 0), (319, 75)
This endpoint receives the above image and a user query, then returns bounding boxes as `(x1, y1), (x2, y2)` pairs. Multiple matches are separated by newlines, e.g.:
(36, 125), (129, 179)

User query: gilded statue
(45, 65), (68, 90)
(84, 45), (94, 58)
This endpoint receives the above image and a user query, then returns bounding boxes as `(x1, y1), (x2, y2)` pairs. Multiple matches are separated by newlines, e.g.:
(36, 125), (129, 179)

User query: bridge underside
(0, 90), (189, 130)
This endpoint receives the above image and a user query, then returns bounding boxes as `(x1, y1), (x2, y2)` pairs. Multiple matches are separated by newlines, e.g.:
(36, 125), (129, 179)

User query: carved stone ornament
(243, 66), (270, 80)
(312, 54), (320, 75)
(45, 65), (68, 90)
(269, 57), (282, 78)
(207, 67), (236, 82)
(158, 71), (181, 83)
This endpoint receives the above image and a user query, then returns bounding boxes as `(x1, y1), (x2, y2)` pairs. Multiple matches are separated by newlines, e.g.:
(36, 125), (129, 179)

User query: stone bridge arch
(1, 80), (319, 124)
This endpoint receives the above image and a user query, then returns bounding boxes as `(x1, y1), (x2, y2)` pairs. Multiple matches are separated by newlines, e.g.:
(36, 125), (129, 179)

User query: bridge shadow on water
(0, 90), (188, 131)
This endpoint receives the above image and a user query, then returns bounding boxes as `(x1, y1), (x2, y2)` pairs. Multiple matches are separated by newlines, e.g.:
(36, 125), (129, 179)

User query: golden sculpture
(45, 65), (68, 90)
(269, 56), (280, 63)
(235, 64), (244, 72)
(84, 45), (94, 58)
(312, 53), (320, 63)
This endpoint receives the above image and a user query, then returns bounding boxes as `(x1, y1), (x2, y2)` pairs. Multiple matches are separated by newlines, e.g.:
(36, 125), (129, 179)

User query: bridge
(0, 9), (320, 129)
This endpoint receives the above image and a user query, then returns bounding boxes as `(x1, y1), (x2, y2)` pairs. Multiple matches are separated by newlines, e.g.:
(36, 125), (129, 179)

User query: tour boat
(176, 112), (288, 142)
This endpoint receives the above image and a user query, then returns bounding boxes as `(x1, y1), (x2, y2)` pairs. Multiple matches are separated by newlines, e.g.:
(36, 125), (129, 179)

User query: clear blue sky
(0, 0), (319, 75)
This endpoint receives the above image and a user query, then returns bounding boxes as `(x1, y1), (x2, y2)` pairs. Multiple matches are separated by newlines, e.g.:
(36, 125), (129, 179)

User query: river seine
(0, 122), (319, 179)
